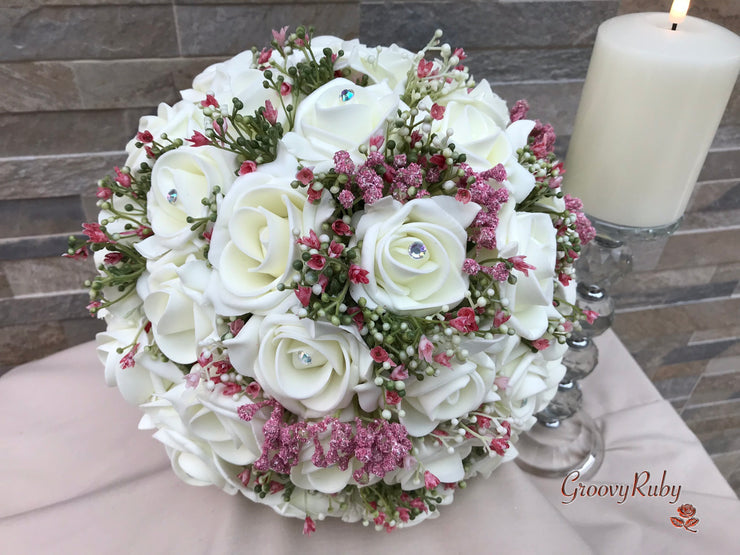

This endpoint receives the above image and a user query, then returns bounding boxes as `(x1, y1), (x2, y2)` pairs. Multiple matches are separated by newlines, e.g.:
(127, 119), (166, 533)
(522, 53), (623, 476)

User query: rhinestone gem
(298, 351), (312, 365)
(166, 189), (178, 204)
(340, 88), (355, 102)
(408, 241), (427, 260)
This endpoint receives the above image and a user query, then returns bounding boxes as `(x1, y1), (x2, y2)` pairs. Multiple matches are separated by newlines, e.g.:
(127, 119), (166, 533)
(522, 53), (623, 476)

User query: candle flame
(669, 0), (690, 24)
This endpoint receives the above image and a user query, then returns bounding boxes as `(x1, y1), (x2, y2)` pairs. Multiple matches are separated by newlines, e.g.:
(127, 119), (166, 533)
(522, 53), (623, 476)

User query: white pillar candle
(563, 12), (740, 228)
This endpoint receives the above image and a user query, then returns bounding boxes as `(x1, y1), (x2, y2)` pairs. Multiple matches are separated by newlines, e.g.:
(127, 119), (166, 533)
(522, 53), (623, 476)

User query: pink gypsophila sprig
(564, 194), (596, 243)
(238, 401), (412, 480)
(530, 120), (556, 157)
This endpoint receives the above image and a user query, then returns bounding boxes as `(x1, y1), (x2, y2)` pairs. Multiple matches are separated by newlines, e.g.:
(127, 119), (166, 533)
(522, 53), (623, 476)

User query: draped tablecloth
(2, 330), (738, 554)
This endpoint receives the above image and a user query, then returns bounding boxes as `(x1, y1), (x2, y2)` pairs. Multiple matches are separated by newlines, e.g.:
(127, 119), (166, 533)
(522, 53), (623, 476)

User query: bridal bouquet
(67, 26), (596, 533)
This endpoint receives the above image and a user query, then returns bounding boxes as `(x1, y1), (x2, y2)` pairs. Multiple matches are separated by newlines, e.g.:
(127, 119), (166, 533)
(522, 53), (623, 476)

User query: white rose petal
(97, 334), (154, 405)
(225, 313), (373, 419)
(92, 249), (144, 320)
(534, 360), (566, 414)
(353, 380), (383, 413)
(400, 352), (497, 437)
(336, 40), (415, 94)
(537, 190), (567, 213)
(478, 199), (557, 340)
(180, 51), (284, 123)
(493, 338), (565, 430)
(96, 309), (184, 405)
(162, 382), (264, 467)
(153, 428), (241, 493)
(384, 438), (472, 490)
(281, 37), (413, 95)
(282, 77), (398, 169)
(139, 145), (237, 255)
(350, 196), (480, 315)
(136, 246), (221, 364)
(138, 397), (182, 433)
(125, 101), (205, 171)
(206, 153), (333, 315)
(140, 392), (250, 494)
(428, 80), (536, 201)
(272, 488), (332, 521)
(466, 448), (510, 480)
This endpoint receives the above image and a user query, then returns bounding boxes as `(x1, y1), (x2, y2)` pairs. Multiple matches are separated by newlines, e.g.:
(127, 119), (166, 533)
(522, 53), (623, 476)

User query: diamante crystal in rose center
(340, 89), (355, 102)
(298, 351), (312, 365)
(166, 189), (178, 204)
(408, 241), (427, 260)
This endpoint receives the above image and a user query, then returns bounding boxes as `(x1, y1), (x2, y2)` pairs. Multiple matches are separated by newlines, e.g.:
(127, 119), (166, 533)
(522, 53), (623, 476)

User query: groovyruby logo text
(561, 470), (682, 505)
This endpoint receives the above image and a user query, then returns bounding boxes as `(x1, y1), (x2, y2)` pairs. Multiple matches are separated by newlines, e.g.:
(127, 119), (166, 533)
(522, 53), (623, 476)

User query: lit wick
(669, 0), (689, 31)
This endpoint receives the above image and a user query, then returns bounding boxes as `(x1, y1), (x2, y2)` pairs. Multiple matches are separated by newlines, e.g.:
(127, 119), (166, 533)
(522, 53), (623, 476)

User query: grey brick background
(1, 0), (738, 494)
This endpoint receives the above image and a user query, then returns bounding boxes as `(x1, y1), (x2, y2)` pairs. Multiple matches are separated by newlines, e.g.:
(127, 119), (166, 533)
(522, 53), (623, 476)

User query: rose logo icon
(670, 504), (699, 533)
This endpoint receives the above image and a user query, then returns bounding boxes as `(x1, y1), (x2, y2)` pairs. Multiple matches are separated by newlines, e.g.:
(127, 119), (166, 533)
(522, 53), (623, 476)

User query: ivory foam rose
(142, 146), (237, 254)
(125, 100), (205, 171)
(136, 246), (221, 364)
(493, 336), (566, 429)
(336, 39), (415, 93)
(154, 426), (243, 493)
(180, 50), (283, 121)
(349, 196), (480, 315)
(225, 313), (374, 419)
(399, 352), (498, 437)
(206, 154), (333, 315)
(282, 77), (398, 169)
(384, 436), (473, 489)
(427, 80), (537, 202)
(97, 320), (183, 404)
(161, 382), (266, 467)
(478, 198), (559, 340)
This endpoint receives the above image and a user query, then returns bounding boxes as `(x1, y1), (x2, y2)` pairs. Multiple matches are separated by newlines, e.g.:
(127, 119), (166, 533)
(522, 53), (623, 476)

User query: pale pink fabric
(1, 331), (738, 553)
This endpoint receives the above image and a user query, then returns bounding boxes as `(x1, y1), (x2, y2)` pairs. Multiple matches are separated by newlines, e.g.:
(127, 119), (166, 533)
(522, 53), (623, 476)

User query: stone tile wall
(1, 0), (738, 493)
